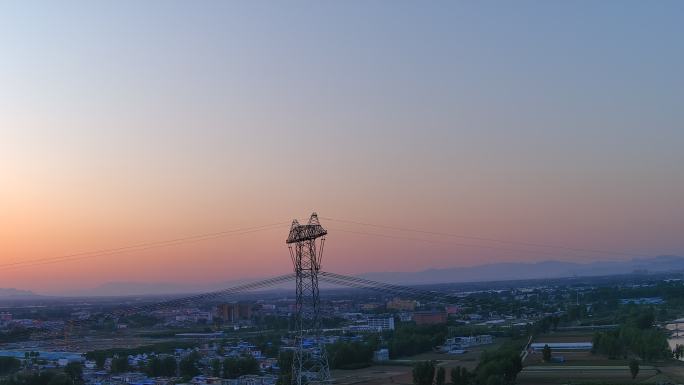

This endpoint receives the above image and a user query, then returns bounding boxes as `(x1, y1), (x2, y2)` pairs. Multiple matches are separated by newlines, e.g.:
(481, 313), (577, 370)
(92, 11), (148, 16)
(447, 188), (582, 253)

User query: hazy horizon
(2, 1), (683, 294)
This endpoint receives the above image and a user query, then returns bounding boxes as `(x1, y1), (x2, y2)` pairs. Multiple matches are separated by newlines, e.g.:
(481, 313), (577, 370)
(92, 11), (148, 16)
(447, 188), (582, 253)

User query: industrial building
(216, 303), (252, 322)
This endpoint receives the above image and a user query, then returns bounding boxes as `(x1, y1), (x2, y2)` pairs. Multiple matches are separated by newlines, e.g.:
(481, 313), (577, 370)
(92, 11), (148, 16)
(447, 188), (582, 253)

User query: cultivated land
(517, 330), (683, 385)
(330, 339), (509, 384)
(332, 365), (413, 385)
(406, 338), (510, 371)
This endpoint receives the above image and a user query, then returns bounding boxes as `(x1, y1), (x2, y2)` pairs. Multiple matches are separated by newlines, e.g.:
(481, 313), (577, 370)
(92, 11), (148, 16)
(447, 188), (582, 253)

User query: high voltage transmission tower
(287, 213), (330, 385)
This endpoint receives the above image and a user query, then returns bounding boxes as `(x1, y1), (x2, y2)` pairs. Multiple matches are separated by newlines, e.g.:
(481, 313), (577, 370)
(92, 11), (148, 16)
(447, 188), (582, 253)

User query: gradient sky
(1, 1), (683, 294)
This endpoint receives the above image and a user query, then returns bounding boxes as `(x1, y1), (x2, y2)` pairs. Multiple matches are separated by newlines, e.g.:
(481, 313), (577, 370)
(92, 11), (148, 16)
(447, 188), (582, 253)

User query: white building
(530, 342), (592, 351)
(373, 349), (389, 362)
(367, 317), (395, 331)
(442, 335), (493, 351)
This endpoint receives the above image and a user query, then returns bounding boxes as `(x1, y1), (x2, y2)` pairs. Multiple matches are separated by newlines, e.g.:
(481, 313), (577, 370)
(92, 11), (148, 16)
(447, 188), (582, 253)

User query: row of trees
(387, 324), (447, 358)
(411, 362), (474, 385)
(85, 341), (196, 369)
(592, 327), (670, 361)
(0, 362), (83, 385)
(473, 344), (523, 385)
(146, 351), (260, 379)
(214, 356), (259, 379)
(144, 356), (178, 377)
(108, 352), (202, 378)
(0, 357), (21, 376)
(327, 341), (376, 369)
(0, 328), (32, 343)
(591, 309), (670, 361)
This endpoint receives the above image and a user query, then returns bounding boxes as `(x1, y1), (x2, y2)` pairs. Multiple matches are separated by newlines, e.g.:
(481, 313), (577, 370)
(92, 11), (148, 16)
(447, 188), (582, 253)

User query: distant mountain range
(69, 278), (267, 297)
(3, 255), (683, 297)
(359, 255), (684, 284)
(0, 288), (39, 298)
(80, 255), (684, 295)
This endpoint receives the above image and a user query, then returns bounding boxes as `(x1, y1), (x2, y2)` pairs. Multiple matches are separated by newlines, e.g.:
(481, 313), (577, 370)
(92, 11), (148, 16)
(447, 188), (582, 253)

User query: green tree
(146, 357), (161, 377)
(460, 367), (470, 385)
(237, 356), (259, 377)
(93, 356), (106, 370)
(542, 344), (552, 362)
(222, 358), (240, 379)
(210, 359), (221, 377)
(0, 357), (21, 375)
(3, 372), (56, 385)
(327, 341), (374, 369)
(110, 357), (129, 374)
(64, 362), (83, 384)
(160, 357), (177, 377)
(450, 365), (470, 385)
(179, 353), (200, 379)
(629, 359), (639, 379)
(47, 373), (72, 385)
(435, 366), (445, 385)
(485, 374), (504, 385)
(634, 309), (655, 330)
(451, 366), (461, 385)
(412, 361), (435, 385)
(475, 346), (522, 385)
(276, 351), (293, 385)
(221, 357), (259, 379)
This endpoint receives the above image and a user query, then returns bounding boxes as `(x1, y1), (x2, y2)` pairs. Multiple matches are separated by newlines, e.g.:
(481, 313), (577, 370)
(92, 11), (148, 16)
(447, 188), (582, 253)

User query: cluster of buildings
(441, 335), (494, 354)
(342, 316), (395, 332)
(0, 312), (65, 331)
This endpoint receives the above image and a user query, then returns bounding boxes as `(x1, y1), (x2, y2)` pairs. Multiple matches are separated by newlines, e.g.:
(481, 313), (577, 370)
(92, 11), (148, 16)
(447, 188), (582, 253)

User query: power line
(329, 227), (606, 262)
(38, 270), (465, 340)
(320, 271), (457, 303)
(322, 217), (643, 259)
(34, 273), (297, 339)
(0, 222), (289, 271)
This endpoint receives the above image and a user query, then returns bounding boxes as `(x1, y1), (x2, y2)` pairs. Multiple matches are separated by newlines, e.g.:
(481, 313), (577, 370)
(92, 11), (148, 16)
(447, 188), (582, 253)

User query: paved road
(523, 365), (655, 371)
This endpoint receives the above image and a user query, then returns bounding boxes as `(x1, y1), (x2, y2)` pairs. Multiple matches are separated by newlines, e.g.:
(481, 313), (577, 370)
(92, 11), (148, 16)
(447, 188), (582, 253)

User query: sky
(1, 1), (683, 294)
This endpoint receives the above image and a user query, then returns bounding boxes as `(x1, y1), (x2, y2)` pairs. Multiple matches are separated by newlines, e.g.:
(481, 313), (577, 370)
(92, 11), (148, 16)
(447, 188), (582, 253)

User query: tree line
(411, 341), (523, 385)
(0, 362), (83, 385)
(591, 308), (671, 361)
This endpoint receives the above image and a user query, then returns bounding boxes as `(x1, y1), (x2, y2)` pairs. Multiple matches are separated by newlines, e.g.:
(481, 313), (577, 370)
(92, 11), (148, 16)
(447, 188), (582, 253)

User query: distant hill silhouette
(74, 278), (260, 297)
(44, 255), (684, 296)
(0, 288), (39, 298)
(359, 255), (684, 284)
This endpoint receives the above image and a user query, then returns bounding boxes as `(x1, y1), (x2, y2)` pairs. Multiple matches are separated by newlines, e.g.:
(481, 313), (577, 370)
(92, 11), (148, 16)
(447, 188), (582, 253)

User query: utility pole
(287, 213), (330, 384)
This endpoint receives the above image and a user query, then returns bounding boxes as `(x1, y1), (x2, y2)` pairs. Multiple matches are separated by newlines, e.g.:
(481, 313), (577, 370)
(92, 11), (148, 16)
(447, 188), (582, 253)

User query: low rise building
(373, 349), (389, 362)
(386, 298), (417, 311)
(442, 335), (493, 351)
(530, 342), (592, 351)
(413, 311), (447, 325)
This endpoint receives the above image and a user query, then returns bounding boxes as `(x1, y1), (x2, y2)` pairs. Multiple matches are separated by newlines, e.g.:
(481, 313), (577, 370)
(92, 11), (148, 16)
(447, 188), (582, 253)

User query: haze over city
(1, 1), (683, 295)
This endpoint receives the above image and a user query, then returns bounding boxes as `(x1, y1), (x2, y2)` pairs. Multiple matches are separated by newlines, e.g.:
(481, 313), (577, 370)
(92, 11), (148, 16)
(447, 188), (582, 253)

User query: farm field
(517, 365), (662, 385)
(330, 338), (510, 384)
(407, 337), (510, 371)
(519, 331), (679, 384)
(331, 365), (413, 385)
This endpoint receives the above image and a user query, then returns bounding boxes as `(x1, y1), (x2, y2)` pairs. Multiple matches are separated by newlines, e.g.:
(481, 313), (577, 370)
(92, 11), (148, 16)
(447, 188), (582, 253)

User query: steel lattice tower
(287, 213), (330, 384)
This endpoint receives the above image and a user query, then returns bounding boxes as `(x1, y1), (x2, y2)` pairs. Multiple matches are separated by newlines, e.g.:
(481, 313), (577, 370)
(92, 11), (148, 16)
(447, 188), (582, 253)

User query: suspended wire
(322, 217), (642, 259)
(38, 271), (464, 340)
(321, 275), (437, 301)
(35, 273), (296, 339)
(320, 271), (457, 303)
(12, 215), (649, 341)
(0, 222), (289, 271)
(329, 227), (608, 262)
